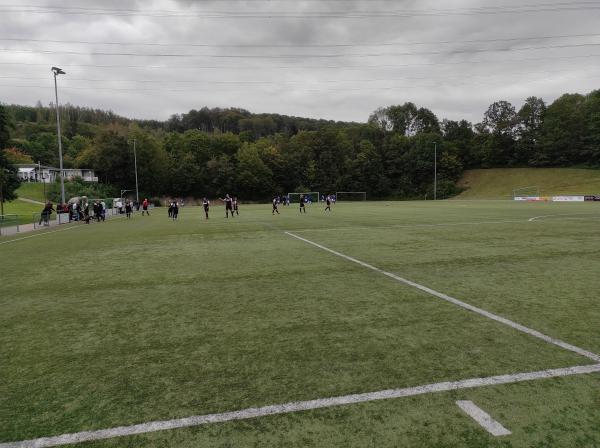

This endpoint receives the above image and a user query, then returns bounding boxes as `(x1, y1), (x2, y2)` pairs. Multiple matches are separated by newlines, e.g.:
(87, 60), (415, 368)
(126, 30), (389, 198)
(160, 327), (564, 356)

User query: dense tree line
(2, 89), (600, 201)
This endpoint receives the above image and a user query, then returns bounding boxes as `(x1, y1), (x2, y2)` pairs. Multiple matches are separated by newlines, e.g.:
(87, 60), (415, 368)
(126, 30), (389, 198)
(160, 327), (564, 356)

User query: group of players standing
(200, 194), (239, 220)
(160, 193), (333, 221)
(273, 193), (333, 215)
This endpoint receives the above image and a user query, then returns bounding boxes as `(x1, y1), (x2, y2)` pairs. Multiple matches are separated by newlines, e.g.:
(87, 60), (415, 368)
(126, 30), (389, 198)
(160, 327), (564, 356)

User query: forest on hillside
(2, 89), (600, 201)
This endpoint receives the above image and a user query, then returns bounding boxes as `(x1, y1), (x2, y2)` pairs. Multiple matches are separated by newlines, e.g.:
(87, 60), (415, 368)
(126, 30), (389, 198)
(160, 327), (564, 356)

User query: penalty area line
(284, 231), (600, 363)
(1, 364), (599, 448)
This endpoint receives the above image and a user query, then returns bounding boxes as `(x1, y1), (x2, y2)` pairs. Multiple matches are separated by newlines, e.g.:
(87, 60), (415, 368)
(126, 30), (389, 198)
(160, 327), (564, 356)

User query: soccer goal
(336, 191), (367, 202)
(512, 186), (539, 200)
(288, 192), (319, 204)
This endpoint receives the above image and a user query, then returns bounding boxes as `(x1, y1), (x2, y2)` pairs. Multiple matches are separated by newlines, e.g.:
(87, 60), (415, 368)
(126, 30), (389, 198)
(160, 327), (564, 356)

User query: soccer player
(272, 197), (280, 215)
(222, 194), (234, 218)
(202, 197), (210, 220)
(142, 198), (150, 216)
(299, 194), (306, 213)
(325, 195), (332, 212)
(125, 200), (132, 219)
(233, 197), (239, 216)
(172, 201), (179, 220)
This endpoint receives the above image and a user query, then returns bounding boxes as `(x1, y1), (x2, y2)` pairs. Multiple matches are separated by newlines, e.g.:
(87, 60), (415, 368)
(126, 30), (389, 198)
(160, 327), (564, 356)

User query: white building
(16, 164), (98, 183)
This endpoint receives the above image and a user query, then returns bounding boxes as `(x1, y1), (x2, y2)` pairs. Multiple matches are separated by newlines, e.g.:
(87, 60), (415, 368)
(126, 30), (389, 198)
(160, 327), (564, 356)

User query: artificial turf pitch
(1, 200), (600, 447)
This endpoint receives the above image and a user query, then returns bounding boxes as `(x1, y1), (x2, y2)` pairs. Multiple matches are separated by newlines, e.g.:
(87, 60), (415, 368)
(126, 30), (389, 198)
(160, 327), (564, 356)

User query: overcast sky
(1, 0), (599, 124)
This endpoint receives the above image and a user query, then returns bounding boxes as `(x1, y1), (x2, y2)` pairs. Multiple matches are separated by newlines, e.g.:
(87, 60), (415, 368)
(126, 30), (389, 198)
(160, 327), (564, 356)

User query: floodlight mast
(433, 142), (437, 201)
(51, 66), (66, 205)
(130, 139), (139, 204)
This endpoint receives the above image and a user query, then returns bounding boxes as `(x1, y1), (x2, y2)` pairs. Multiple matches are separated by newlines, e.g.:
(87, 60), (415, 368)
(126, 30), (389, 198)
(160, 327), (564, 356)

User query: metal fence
(0, 214), (20, 236)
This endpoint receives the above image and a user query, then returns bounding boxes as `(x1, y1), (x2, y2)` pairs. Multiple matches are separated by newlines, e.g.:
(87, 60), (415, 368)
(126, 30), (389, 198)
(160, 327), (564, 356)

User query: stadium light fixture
(51, 66), (66, 205)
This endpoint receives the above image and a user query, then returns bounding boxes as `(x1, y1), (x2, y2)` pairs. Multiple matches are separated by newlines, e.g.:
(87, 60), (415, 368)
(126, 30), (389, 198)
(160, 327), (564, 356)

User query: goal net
(288, 192), (319, 204)
(336, 191), (367, 201)
(512, 186), (539, 200)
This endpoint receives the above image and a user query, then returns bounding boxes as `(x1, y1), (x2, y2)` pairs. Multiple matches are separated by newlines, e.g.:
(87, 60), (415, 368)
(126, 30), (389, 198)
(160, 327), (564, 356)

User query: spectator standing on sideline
(39, 201), (55, 226)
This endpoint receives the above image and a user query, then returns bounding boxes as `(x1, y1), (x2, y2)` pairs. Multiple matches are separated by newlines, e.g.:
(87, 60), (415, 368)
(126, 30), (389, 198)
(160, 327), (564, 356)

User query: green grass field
(2, 201), (600, 447)
(457, 168), (600, 199)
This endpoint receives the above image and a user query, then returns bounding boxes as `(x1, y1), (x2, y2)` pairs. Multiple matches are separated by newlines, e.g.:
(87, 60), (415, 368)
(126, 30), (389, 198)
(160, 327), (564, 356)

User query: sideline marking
(0, 215), (129, 246)
(0, 224), (81, 245)
(284, 231), (600, 363)
(2, 364), (598, 448)
(456, 400), (511, 436)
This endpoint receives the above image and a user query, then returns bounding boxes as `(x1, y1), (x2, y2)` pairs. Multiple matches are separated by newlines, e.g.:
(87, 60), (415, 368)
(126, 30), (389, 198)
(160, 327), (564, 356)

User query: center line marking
(284, 231), (600, 362)
(456, 400), (511, 436)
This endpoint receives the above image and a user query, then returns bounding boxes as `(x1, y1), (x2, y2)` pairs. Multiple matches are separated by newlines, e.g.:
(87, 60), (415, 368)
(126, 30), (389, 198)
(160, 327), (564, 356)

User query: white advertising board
(552, 196), (585, 202)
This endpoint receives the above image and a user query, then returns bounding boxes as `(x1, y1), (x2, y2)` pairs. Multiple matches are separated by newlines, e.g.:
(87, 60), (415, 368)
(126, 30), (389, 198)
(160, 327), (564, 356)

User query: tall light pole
(38, 160), (46, 202)
(51, 66), (66, 205)
(131, 139), (139, 205)
(433, 142), (437, 201)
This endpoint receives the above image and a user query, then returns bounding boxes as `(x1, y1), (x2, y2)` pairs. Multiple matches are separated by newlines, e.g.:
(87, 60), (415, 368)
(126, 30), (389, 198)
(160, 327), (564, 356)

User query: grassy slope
(15, 182), (47, 203)
(2, 183), (48, 224)
(456, 167), (600, 199)
(1, 202), (600, 447)
(1, 200), (42, 224)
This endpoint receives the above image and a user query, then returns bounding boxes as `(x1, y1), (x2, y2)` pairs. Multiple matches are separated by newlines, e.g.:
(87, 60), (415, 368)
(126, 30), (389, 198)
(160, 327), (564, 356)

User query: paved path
(17, 197), (45, 205)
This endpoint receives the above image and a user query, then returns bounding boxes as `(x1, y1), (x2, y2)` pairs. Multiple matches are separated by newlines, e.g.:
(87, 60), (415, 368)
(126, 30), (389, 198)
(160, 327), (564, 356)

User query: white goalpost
(512, 186), (540, 200)
(336, 191), (367, 201)
(288, 192), (319, 204)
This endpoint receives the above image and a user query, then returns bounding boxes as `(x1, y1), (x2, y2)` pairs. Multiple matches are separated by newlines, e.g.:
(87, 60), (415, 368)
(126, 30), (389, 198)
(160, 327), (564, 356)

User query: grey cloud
(1, 0), (599, 123)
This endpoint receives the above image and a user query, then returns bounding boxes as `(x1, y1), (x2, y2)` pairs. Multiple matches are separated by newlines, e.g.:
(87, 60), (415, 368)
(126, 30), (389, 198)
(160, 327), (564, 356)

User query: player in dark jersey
(272, 197), (280, 215)
(325, 195), (332, 212)
(299, 194), (306, 213)
(172, 201), (179, 220)
(202, 198), (210, 220)
(222, 194), (234, 218)
(233, 197), (239, 216)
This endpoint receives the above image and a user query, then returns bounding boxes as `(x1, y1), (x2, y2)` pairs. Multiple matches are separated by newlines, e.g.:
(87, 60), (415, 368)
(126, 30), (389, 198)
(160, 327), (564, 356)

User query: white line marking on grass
(456, 401), (511, 436)
(284, 232), (600, 363)
(295, 219), (527, 234)
(0, 225), (81, 245)
(528, 213), (600, 222)
(0, 215), (129, 246)
(2, 364), (598, 448)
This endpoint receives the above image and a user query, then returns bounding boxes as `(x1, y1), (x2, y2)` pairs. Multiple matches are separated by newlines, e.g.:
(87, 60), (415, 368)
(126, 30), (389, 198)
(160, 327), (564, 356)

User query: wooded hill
(2, 89), (600, 200)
